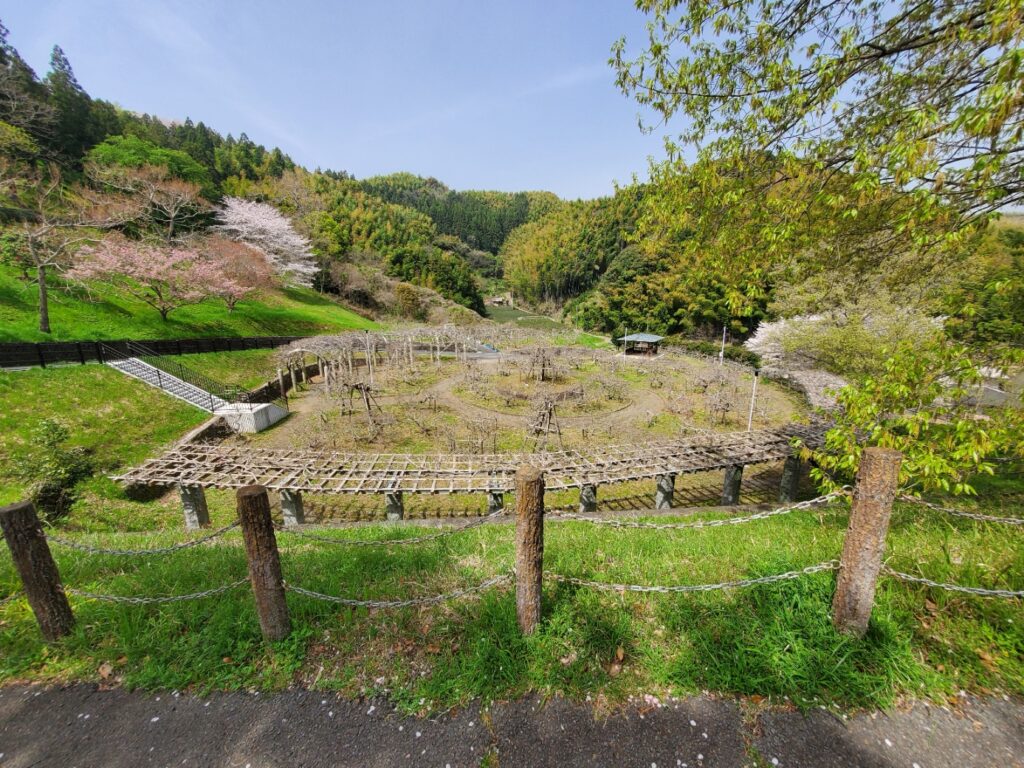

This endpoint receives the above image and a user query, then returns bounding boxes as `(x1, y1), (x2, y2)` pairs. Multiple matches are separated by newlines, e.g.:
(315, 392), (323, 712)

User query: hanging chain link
(883, 567), (1024, 599)
(547, 491), (848, 530)
(285, 572), (511, 608)
(897, 495), (1024, 526)
(66, 578), (249, 605)
(45, 521), (241, 556)
(0, 590), (21, 608)
(277, 510), (505, 547)
(545, 560), (840, 594)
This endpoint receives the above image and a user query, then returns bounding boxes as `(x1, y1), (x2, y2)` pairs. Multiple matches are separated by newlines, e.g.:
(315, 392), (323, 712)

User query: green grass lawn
(163, 349), (281, 390)
(0, 488), (1021, 710)
(0, 365), (209, 507)
(0, 264), (376, 342)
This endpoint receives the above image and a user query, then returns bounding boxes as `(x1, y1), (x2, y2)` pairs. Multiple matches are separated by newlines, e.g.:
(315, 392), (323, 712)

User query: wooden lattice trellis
(114, 424), (824, 494)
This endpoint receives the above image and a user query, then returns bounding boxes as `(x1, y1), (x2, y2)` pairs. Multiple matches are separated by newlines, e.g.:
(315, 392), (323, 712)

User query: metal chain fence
(547, 491), (848, 530)
(883, 567), (1024, 599)
(276, 510), (505, 547)
(545, 560), (840, 594)
(45, 521), (241, 557)
(66, 578), (250, 605)
(897, 495), (1024, 526)
(284, 572), (512, 608)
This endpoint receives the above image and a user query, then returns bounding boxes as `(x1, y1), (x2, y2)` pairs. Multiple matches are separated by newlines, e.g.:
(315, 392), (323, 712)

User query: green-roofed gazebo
(616, 332), (664, 355)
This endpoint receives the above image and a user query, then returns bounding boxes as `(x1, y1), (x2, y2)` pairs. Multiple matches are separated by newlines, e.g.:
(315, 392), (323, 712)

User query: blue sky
(5, 1), (669, 199)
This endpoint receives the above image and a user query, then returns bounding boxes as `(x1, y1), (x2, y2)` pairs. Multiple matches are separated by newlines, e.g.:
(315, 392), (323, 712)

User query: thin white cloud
(367, 62), (613, 140)
(115, 0), (312, 155)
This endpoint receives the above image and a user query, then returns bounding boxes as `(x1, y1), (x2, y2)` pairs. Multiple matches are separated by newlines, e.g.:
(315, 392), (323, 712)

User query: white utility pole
(746, 370), (759, 431)
(719, 325), (727, 366)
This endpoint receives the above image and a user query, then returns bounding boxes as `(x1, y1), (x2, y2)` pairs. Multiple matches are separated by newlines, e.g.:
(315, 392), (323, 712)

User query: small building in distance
(617, 332), (664, 355)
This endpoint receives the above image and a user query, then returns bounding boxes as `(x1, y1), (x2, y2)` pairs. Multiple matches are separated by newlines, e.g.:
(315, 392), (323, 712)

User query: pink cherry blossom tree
(199, 235), (276, 311)
(214, 197), (319, 286)
(69, 235), (241, 321)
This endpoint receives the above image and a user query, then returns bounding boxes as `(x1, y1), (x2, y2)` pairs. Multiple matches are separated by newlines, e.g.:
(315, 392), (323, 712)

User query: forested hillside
(0, 21), (492, 328)
(361, 172), (562, 254)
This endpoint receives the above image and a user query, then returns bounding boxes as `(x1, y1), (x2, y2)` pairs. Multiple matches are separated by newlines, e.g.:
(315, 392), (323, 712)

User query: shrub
(15, 419), (94, 518)
(662, 336), (761, 367)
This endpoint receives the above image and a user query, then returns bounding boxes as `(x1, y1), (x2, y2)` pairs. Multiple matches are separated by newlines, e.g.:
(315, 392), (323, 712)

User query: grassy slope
(164, 349), (280, 390)
(0, 365), (209, 506)
(0, 491), (1020, 708)
(485, 304), (610, 349)
(0, 264), (376, 342)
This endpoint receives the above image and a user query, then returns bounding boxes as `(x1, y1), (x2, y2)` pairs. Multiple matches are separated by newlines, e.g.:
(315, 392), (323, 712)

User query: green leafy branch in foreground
(809, 340), (1024, 494)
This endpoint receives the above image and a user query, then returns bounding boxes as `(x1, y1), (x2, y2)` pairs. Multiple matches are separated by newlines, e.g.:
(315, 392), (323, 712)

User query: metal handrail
(100, 343), (287, 411)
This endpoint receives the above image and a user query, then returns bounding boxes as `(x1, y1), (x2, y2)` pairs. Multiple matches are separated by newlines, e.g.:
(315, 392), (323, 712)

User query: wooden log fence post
(832, 447), (902, 637)
(515, 465), (544, 635)
(236, 485), (291, 642)
(0, 501), (74, 641)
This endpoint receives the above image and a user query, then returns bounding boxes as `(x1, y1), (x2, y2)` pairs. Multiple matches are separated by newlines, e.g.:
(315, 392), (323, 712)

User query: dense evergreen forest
(361, 173), (562, 254)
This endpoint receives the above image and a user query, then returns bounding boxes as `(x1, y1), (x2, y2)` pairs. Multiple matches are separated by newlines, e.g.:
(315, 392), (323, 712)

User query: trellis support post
(281, 490), (305, 526)
(385, 490), (404, 521)
(488, 490), (504, 514)
(515, 465), (544, 635)
(721, 465), (743, 505)
(655, 473), (676, 510)
(237, 485), (290, 642)
(1, 500), (74, 641)
(832, 447), (902, 637)
(779, 455), (802, 502)
(179, 484), (210, 530)
(579, 484), (598, 514)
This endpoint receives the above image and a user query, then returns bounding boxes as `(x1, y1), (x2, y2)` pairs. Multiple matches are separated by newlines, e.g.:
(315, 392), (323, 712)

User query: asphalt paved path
(0, 686), (1021, 767)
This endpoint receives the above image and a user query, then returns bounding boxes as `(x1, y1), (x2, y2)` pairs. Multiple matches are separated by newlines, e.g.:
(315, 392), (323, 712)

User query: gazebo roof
(617, 333), (665, 343)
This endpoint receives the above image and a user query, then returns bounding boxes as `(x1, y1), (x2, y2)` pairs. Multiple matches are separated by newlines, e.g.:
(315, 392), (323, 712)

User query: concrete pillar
(280, 489), (305, 526)
(655, 473), (676, 510)
(300, 364), (308, 385)
(289, 365), (298, 392)
(779, 456), (802, 502)
(721, 465), (744, 506)
(277, 368), (285, 397)
(179, 484), (210, 530)
(385, 490), (404, 521)
(488, 491), (504, 514)
(579, 484), (598, 514)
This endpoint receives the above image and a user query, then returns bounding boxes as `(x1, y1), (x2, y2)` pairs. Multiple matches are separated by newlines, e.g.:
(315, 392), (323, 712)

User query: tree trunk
(37, 264), (50, 334)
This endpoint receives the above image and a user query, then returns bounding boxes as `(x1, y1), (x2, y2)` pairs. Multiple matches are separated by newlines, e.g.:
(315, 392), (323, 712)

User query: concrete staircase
(106, 357), (229, 412)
